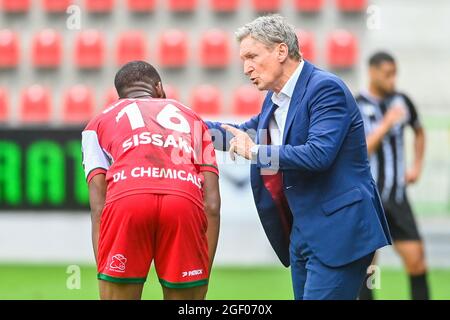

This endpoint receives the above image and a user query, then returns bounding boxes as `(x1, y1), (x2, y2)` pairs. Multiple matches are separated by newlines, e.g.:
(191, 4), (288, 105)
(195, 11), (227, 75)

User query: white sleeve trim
(82, 130), (110, 179)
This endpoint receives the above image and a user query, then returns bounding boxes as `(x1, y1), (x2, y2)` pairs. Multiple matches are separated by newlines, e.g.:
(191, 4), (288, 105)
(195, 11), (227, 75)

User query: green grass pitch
(0, 264), (449, 300)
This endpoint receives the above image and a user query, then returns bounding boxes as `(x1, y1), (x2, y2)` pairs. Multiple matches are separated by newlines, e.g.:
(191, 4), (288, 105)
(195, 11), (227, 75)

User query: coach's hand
(222, 124), (256, 161)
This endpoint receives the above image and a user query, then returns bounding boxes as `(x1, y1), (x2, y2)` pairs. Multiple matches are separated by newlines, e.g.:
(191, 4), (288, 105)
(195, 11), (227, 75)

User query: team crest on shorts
(109, 254), (127, 272)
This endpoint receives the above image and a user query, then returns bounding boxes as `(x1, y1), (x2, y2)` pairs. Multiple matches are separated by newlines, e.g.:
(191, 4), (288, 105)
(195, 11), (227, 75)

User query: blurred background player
(81, 61), (221, 300)
(356, 52), (428, 300)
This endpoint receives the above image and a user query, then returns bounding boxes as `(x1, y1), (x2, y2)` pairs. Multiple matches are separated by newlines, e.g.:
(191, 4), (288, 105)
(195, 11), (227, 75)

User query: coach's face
(239, 36), (285, 91)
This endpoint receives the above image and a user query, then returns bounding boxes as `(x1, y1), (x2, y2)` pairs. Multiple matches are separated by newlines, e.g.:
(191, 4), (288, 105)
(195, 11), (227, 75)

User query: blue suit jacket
(206, 61), (392, 267)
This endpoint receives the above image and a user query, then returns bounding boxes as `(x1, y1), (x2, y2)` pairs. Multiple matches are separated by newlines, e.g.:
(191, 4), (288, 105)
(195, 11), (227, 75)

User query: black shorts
(383, 195), (422, 241)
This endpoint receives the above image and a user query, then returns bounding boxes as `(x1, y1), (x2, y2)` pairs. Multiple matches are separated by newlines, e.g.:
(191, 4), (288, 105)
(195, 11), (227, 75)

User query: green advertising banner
(0, 128), (89, 210)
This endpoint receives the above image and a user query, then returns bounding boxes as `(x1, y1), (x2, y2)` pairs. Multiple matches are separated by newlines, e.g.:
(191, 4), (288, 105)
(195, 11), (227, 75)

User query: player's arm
(366, 105), (406, 156)
(202, 171), (221, 274)
(404, 94), (426, 184)
(197, 120), (221, 273)
(88, 174), (107, 263)
(406, 126), (425, 184)
(205, 114), (260, 152)
(82, 128), (110, 263)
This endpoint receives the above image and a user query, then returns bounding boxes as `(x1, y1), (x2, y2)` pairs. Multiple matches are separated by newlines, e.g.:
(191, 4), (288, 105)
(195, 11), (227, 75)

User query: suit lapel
(282, 60), (315, 145)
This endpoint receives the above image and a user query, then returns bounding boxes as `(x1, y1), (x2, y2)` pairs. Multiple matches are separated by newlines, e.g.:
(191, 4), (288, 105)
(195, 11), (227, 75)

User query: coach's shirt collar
(271, 60), (304, 106)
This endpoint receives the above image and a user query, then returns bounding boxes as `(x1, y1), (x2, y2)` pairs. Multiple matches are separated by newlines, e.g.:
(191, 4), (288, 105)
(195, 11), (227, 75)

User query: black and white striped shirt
(356, 92), (422, 204)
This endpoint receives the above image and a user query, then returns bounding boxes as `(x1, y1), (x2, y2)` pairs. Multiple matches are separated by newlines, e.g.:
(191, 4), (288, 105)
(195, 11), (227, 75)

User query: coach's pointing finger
(221, 125), (256, 161)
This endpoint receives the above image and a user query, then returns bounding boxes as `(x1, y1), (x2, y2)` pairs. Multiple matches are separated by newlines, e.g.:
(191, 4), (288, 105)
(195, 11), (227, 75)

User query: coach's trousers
(289, 238), (375, 300)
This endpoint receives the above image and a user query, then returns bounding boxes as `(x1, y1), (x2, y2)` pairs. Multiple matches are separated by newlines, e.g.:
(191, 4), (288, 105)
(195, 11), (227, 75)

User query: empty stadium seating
(0, 0), (369, 124)
(32, 29), (62, 68)
(200, 29), (231, 68)
(297, 30), (316, 62)
(104, 87), (119, 108)
(20, 85), (52, 123)
(191, 85), (221, 115)
(116, 31), (148, 66)
(126, 0), (156, 12)
(163, 84), (180, 101)
(336, 0), (367, 12)
(0, 88), (9, 122)
(84, 0), (115, 13)
(294, 0), (324, 12)
(326, 30), (358, 68)
(168, 0), (197, 12)
(158, 30), (188, 68)
(209, 0), (239, 12)
(0, 30), (19, 68)
(63, 85), (95, 123)
(74, 30), (105, 69)
(41, 0), (72, 12)
(251, 0), (281, 12)
(1, 0), (30, 12)
(233, 85), (262, 116)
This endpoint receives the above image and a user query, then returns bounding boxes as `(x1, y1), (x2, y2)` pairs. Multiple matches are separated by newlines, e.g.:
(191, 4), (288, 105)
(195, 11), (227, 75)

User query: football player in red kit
(82, 61), (221, 300)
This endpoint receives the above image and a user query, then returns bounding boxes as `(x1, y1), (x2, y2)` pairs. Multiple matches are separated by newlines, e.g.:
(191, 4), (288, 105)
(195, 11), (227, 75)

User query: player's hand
(221, 124), (256, 161)
(384, 105), (407, 128)
(406, 166), (421, 185)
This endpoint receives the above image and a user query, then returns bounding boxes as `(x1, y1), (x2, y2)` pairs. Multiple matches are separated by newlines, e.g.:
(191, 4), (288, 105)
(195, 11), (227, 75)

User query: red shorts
(97, 193), (209, 288)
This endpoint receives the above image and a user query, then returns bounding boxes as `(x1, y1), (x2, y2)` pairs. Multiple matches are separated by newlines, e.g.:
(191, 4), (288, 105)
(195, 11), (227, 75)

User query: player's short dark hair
(114, 61), (162, 97)
(369, 51), (396, 67)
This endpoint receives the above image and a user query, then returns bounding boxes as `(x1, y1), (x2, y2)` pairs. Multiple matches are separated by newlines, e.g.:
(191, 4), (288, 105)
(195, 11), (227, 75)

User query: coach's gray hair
(235, 14), (301, 61)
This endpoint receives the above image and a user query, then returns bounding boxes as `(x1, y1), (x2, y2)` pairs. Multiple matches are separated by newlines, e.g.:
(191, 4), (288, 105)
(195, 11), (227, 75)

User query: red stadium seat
(116, 31), (148, 66)
(63, 85), (95, 123)
(191, 85), (221, 115)
(209, 0), (239, 12)
(104, 87), (119, 108)
(0, 30), (19, 68)
(326, 30), (358, 68)
(336, 0), (367, 12)
(251, 0), (281, 12)
(32, 29), (62, 68)
(200, 29), (230, 68)
(168, 0), (197, 12)
(42, 0), (72, 12)
(163, 84), (179, 101)
(84, 0), (115, 13)
(294, 0), (323, 12)
(0, 88), (9, 122)
(20, 85), (52, 123)
(296, 30), (315, 62)
(126, 0), (156, 12)
(158, 30), (188, 68)
(1, 0), (30, 12)
(74, 30), (105, 69)
(233, 85), (262, 116)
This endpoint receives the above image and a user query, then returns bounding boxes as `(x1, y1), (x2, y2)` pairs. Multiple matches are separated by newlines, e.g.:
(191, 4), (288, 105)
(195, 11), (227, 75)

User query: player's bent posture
(82, 61), (221, 300)
(356, 52), (428, 300)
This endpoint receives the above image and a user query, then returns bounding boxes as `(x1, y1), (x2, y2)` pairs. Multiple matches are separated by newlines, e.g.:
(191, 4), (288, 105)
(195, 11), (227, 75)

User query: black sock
(358, 274), (374, 300)
(410, 273), (430, 300)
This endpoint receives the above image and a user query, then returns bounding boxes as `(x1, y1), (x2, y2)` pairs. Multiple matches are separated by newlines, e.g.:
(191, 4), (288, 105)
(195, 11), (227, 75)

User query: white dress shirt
(251, 60), (305, 158)
(250, 61), (304, 159)
(269, 60), (304, 145)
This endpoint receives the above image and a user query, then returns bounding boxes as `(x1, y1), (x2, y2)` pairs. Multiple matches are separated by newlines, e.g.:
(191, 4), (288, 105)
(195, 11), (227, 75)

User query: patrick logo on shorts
(109, 254), (127, 272)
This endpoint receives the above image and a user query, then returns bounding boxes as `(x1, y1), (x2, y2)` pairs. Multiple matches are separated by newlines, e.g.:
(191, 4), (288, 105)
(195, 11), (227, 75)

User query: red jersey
(81, 98), (219, 209)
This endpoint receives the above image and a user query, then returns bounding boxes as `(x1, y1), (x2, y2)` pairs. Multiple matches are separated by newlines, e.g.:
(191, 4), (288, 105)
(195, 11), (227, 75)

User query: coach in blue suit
(206, 15), (392, 300)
